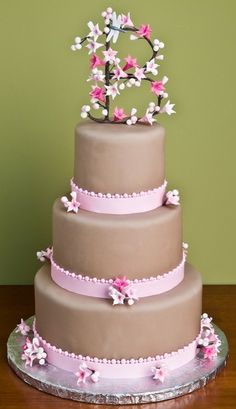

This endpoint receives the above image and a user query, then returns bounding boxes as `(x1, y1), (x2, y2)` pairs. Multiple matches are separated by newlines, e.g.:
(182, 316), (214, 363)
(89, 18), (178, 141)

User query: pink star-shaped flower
(16, 319), (30, 336)
(137, 24), (152, 40)
(134, 67), (146, 81)
(90, 54), (105, 69)
(123, 55), (137, 71)
(121, 12), (134, 27)
(145, 59), (159, 75)
(151, 80), (165, 96)
(203, 346), (217, 360)
(152, 366), (167, 383)
(113, 276), (129, 292)
(61, 191), (80, 213)
(89, 85), (105, 102)
(140, 109), (156, 125)
(102, 47), (118, 63)
(75, 363), (91, 384)
(87, 21), (102, 41)
(112, 66), (128, 80)
(113, 107), (127, 122)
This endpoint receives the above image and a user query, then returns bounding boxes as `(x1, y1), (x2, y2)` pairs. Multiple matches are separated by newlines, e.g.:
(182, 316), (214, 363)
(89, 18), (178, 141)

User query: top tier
(74, 121), (165, 195)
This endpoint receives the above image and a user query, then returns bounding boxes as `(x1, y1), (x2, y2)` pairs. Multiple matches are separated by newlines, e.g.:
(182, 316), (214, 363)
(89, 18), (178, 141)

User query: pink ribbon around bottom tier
(50, 252), (186, 299)
(33, 319), (199, 379)
(70, 179), (167, 214)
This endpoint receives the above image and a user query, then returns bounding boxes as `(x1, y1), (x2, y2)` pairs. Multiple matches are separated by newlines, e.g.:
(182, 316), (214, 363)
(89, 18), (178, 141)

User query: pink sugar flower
(36, 247), (52, 262)
(15, 319), (30, 336)
(134, 67), (146, 82)
(123, 55), (137, 71)
(140, 109), (156, 125)
(165, 190), (180, 206)
(89, 85), (105, 102)
(22, 337), (47, 367)
(75, 363), (91, 384)
(103, 47), (118, 63)
(108, 286), (126, 305)
(203, 345), (217, 360)
(121, 12), (134, 27)
(90, 54), (105, 69)
(61, 191), (80, 213)
(112, 66), (128, 81)
(122, 285), (139, 305)
(151, 80), (165, 96)
(113, 276), (129, 292)
(113, 107), (127, 122)
(152, 366), (167, 383)
(86, 39), (103, 55)
(138, 24), (152, 40)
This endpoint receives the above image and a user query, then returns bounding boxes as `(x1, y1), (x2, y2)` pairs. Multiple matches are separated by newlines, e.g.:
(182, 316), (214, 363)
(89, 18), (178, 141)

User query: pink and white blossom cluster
(109, 276), (138, 306)
(75, 362), (100, 384)
(36, 247), (52, 262)
(197, 313), (221, 360)
(21, 337), (47, 367)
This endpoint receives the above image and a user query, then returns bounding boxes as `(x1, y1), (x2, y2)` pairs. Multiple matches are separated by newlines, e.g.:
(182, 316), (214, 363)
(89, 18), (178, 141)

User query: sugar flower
(22, 337), (47, 367)
(137, 24), (152, 40)
(36, 247), (52, 262)
(153, 38), (165, 52)
(87, 68), (105, 83)
(165, 190), (180, 206)
(122, 285), (139, 305)
(15, 319), (30, 336)
(61, 191), (80, 213)
(112, 66), (128, 80)
(203, 345), (218, 360)
(134, 67), (146, 82)
(86, 39), (103, 54)
(71, 36), (82, 51)
(121, 12), (134, 27)
(140, 108), (156, 125)
(113, 276), (130, 292)
(75, 363), (91, 384)
(87, 21), (102, 41)
(160, 100), (176, 116)
(103, 47), (118, 63)
(108, 286), (126, 305)
(151, 80), (165, 96)
(89, 85), (105, 103)
(151, 366), (168, 383)
(113, 107), (127, 122)
(123, 55), (137, 71)
(145, 59), (159, 76)
(90, 54), (105, 69)
(106, 12), (123, 44)
(105, 82), (120, 100)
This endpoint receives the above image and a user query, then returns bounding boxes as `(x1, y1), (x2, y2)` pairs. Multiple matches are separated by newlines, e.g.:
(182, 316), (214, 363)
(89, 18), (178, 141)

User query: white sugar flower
(145, 59), (159, 76)
(86, 39), (103, 54)
(153, 38), (165, 52)
(105, 82), (120, 100)
(160, 100), (176, 116)
(87, 68), (105, 83)
(108, 287), (125, 305)
(87, 21), (102, 40)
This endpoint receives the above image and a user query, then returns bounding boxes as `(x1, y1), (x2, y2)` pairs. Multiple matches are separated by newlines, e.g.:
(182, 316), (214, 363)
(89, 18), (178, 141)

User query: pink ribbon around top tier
(50, 252), (186, 299)
(70, 179), (167, 214)
(33, 319), (199, 379)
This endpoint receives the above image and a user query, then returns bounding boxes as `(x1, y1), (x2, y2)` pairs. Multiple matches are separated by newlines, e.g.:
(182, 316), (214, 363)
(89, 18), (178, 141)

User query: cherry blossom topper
(71, 7), (175, 125)
(109, 276), (138, 305)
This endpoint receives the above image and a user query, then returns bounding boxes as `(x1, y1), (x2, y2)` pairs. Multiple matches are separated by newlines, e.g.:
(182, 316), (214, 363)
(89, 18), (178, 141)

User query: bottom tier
(35, 263), (202, 361)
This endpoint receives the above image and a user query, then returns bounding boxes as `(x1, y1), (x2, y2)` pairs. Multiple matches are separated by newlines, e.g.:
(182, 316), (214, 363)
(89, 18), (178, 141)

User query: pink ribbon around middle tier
(50, 253), (186, 299)
(71, 179), (167, 214)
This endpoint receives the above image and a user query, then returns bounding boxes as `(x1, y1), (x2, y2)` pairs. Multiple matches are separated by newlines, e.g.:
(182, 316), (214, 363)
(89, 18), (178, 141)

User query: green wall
(0, 0), (235, 284)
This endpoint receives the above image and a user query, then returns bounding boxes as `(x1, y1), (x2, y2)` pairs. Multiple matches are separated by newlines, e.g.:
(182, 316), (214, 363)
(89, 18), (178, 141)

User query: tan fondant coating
(35, 263), (202, 359)
(74, 121), (165, 194)
(53, 199), (182, 279)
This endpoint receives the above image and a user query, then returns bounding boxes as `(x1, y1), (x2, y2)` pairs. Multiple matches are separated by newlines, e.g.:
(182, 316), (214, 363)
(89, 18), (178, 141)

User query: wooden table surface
(0, 285), (235, 409)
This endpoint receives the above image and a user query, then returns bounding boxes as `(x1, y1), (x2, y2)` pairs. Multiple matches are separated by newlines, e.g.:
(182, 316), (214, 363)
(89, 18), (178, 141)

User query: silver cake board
(7, 316), (228, 405)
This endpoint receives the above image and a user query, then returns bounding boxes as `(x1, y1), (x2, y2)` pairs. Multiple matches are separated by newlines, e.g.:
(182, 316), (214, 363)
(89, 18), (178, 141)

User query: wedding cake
(12, 7), (222, 395)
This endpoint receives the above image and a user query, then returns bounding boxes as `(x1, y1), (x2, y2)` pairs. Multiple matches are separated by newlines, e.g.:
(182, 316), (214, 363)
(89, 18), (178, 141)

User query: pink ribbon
(33, 319), (198, 379)
(71, 179), (167, 214)
(51, 253), (185, 299)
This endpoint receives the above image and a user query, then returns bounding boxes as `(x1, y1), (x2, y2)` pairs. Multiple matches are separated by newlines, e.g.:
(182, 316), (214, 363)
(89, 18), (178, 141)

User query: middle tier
(53, 199), (182, 279)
